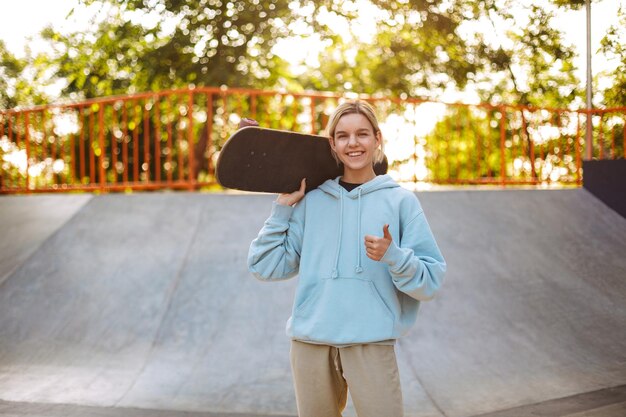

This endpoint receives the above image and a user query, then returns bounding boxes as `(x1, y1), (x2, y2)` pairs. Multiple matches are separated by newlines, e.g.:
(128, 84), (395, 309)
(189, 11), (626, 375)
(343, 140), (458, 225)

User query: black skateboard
(216, 127), (387, 193)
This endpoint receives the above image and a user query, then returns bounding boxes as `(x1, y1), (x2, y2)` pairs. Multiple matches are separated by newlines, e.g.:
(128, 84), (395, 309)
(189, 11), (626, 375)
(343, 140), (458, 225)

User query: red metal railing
(0, 86), (624, 193)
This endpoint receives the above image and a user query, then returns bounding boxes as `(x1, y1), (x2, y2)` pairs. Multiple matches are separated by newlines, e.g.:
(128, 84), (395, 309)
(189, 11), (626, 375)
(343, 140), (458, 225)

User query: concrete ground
(0, 188), (625, 417)
(1, 386), (625, 417)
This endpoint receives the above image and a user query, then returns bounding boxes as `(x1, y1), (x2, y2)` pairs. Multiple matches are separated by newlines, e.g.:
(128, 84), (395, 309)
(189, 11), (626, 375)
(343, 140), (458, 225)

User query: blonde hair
(325, 100), (385, 164)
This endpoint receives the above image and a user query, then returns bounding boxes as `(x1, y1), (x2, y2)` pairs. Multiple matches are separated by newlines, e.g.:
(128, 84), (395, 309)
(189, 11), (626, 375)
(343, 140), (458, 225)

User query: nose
(348, 134), (358, 146)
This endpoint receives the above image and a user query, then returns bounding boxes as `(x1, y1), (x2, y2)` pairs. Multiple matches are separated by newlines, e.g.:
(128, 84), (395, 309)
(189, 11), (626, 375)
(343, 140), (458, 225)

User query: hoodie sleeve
(247, 200), (305, 281)
(380, 211), (446, 301)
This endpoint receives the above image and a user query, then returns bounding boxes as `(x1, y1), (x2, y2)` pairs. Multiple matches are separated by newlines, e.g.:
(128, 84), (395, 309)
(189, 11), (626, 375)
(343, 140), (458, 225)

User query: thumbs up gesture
(364, 224), (393, 261)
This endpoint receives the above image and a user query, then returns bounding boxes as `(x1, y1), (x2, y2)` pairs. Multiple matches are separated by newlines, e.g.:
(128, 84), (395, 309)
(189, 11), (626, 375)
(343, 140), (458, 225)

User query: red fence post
(89, 109), (96, 185)
(70, 130), (76, 185)
(25, 112), (31, 192)
(144, 98), (151, 182)
(586, 110), (594, 160)
(111, 104), (119, 186)
(611, 120), (616, 159)
(98, 104), (105, 191)
(79, 106), (86, 183)
(499, 106), (506, 186)
(251, 93), (257, 121)
(576, 112), (582, 186)
(133, 100), (140, 183)
(206, 93), (214, 176)
(166, 97), (173, 184)
(187, 91), (195, 190)
(309, 98), (316, 134)
(598, 114), (604, 160)
(154, 95), (162, 182)
(122, 104), (129, 184)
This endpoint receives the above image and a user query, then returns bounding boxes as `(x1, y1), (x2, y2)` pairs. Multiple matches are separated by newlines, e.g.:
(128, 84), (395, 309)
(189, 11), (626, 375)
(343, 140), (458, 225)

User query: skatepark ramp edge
(0, 188), (625, 417)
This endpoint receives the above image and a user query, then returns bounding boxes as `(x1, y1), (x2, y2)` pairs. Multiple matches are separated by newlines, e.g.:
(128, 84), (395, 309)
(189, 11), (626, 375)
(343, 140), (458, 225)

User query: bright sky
(0, 0), (79, 57)
(0, 0), (623, 96)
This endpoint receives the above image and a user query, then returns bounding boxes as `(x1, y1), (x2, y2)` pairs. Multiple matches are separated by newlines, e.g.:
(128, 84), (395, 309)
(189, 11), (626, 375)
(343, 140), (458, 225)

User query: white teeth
(347, 152), (364, 156)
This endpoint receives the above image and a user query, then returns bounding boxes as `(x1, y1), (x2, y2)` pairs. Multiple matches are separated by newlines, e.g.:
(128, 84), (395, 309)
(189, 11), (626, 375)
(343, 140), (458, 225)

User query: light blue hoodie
(248, 175), (446, 345)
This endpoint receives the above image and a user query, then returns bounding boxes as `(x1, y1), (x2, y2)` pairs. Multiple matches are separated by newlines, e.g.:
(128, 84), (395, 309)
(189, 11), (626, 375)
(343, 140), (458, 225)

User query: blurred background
(2, 0), (626, 108)
(1, 0), (625, 193)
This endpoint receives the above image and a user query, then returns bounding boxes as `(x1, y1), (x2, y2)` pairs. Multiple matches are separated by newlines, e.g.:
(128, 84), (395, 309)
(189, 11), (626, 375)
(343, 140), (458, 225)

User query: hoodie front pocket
(292, 277), (395, 344)
(294, 288), (321, 316)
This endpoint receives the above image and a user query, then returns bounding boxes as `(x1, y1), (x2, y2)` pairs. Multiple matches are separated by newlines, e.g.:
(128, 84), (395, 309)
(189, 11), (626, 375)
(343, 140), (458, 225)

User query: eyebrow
(335, 127), (372, 135)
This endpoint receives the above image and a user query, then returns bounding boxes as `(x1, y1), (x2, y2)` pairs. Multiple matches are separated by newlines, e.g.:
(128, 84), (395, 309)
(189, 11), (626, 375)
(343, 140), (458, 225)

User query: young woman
(248, 100), (446, 417)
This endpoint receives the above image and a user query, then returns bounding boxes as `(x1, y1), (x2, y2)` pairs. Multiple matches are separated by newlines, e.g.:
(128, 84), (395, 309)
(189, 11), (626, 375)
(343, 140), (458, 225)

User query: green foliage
(288, 0), (585, 112)
(0, 41), (20, 109)
(461, 2), (580, 109)
(549, 0), (604, 10)
(296, 0), (477, 96)
(41, 0), (296, 99)
(2, 0), (617, 110)
(599, 6), (626, 107)
(0, 41), (32, 109)
(422, 104), (585, 184)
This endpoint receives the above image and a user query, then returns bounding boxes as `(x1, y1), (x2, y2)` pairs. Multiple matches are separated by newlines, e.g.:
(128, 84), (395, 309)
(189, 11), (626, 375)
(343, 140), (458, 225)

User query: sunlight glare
(53, 111), (79, 136)
(1, 138), (27, 174)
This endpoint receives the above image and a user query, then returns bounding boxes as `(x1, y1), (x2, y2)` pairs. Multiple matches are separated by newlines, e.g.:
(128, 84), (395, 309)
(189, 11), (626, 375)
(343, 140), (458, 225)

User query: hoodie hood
(318, 174), (400, 277)
(318, 174), (400, 199)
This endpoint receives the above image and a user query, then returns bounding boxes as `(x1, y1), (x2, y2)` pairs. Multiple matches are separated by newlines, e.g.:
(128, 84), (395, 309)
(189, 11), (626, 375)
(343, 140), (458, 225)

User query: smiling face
(330, 113), (382, 183)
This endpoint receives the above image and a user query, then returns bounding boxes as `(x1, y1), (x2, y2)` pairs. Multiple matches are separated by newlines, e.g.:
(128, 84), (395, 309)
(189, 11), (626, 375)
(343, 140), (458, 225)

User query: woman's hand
(276, 178), (306, 206)
(364, 224), (392, 261)
(238, 118), (259, 129)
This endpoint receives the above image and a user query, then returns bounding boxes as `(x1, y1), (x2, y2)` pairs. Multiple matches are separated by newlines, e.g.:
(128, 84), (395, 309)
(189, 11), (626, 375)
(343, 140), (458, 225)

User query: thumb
(383, 224), (392, 240)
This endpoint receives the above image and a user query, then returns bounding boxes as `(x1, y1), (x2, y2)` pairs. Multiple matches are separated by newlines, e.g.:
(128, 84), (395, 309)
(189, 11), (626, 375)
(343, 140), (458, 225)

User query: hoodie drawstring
(355, 187), (363, 274)
(331, 188), (343, 279)
(332, 347), (341, 372)
(319, 175), (398, 279)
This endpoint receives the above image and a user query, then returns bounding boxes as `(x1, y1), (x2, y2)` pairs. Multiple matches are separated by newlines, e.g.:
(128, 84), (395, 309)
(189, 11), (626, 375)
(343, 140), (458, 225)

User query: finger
(383, 224), (392, 241)
(239, 117), (259, 128)
(364, 242), (377, 251)
(298, 178), (306, 193)
(367, 251), (381, 261)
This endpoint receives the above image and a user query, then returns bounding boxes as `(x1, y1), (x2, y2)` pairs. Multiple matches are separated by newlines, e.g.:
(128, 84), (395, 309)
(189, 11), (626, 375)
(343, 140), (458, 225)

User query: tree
(40, 0), (297, 99)
(294, 0), (479, 96)
(599, 6), (626, 108)
(0, 41), (28, 109)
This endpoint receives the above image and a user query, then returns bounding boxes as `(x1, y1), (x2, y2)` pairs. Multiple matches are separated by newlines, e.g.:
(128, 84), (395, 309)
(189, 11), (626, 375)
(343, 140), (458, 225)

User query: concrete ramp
(0, 189), (625, 417)
(0, 193), (298, 415)
(0, 194), (92, 285)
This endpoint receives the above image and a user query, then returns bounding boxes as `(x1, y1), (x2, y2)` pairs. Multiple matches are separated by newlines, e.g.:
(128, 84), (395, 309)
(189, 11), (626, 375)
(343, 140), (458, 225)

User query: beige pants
(290, 340), (404, 417)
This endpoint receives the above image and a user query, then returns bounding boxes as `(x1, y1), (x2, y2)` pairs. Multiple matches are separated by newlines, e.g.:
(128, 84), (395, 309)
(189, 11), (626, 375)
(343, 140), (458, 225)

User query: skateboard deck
(216, 127), (387, 193)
